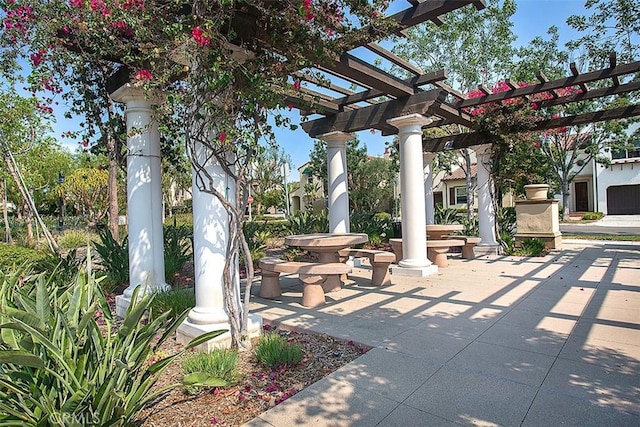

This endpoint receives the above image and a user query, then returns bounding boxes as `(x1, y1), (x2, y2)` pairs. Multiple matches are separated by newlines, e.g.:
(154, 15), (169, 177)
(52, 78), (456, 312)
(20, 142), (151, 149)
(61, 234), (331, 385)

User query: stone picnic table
(426, 224), (464, 240)
(284, 233), (369, 292)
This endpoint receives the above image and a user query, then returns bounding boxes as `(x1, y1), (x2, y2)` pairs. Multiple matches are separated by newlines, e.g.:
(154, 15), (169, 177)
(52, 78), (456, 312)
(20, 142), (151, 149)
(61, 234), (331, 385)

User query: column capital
(387, 113), (432, 129)
(317, 131), (352, 148)
(473, 143), (494, 157)
(110, 83), (163, 108)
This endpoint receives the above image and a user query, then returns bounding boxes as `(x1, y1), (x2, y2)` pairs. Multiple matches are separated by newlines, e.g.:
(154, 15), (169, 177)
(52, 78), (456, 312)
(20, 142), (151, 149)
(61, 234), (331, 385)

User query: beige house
(289, 161), (326, 214)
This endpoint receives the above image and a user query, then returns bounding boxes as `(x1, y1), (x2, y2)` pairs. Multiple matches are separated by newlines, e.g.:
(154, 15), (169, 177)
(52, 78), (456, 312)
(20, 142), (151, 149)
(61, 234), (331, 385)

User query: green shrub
(582, 212), (604, 220)
(287, 211), (328, 234)
(0, 243), (51, 273)
(181, 349), (240, 394)
(0, 259), (224, 426)
(434, 205), (460, 224)
(93, 228), (129, 294)
(458, 215), (479, 236)
(351, 211), (392, 244)
(57, 229), (98, 250)
(254, 333), (304, 369)
(513, 238), (546, 257)
(163, 225), (193, 285)
(150, 287), (195, 321)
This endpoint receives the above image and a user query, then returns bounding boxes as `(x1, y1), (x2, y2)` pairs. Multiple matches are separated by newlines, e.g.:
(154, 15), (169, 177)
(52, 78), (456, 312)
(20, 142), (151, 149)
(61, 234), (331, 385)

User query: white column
(387, 114), (437, 277)
(110, 84), (167, 318)
(176, 146), (261, 351)
(318, 131), (351, 233)
(474, 143), (500, 254)
(423, 152), (436, 225)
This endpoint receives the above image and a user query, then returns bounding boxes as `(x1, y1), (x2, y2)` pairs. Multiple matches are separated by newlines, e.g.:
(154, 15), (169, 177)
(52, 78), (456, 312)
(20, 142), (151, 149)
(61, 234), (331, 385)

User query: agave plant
(0, 252), (224, 426)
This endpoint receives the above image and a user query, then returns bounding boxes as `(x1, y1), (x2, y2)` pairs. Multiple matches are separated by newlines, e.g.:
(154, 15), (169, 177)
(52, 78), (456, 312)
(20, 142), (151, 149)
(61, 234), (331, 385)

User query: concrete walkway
(245, 240), (639, 426)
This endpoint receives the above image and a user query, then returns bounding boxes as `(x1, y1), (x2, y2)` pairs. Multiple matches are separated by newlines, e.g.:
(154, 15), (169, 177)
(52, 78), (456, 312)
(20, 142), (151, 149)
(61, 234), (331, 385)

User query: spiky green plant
(181, 349), (240, 394)
(0, 253), (224, 426)
(254, 333), (304, 369)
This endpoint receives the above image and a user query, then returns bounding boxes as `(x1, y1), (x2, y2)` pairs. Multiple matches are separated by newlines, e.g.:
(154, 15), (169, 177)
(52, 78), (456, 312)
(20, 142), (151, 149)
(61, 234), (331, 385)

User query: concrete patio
(245, 239), (639, 426)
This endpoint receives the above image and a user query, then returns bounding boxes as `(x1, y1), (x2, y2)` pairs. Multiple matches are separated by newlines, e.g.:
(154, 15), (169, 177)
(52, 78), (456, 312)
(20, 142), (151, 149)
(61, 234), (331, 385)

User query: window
(454, 187), (467, 205)
(612, 139), (640, 160)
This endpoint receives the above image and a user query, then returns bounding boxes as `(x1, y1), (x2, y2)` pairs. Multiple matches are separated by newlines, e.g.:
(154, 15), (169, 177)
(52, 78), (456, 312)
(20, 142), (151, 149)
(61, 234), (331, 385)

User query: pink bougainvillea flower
(30, 49), (45, 66)
(305, 12), (314, 21)
(293, 80), (301, 91)
(69, 0), (83, 8)
(81, 140), (89, 147)
(287, 104), (293, 111)
(210, 418), (219, 425)
(192, 26), (211, 47)
(134, 69), (153, 81)
(303, 0), (312, 12)
(218, 132), (226, 142)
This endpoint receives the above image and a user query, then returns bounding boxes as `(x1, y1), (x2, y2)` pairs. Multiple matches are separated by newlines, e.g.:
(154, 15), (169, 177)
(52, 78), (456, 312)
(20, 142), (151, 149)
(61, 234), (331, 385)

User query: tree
(0, 90), (65, 250)
(566, 0), (640, 65)
(350, 157), (395, 213)
(250, 146), (290, 215)
(394, 0), (518, 216)
(56, 167), (109, 226)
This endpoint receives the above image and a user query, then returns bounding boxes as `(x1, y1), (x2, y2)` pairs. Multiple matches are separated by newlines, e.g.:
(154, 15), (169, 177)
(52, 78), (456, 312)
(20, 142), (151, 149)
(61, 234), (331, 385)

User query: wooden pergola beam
(322, 53), (415, 98)
(430, 103), (474, 128)
(390, 0), (485, 29)
(569, 62), (589, 93)
(292, 72), (359, 97)
(610, 52), (621, 86)
(423, 104), (640, 151)
(333, 68), (448, 107)
(535, 80), (640, 109)
(301, 89), (444, 137)
(455, 60), (640, 109)
(365, 42), (424, 75)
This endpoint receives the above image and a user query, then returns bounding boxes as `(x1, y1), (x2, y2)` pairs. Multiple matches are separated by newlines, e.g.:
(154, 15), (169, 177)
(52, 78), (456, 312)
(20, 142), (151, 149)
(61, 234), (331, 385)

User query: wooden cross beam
(422, 104), (640, 152)
(301, 89), (443, 137)
(569, 62), (589, 94)
(454, 60), (640, 109)
(610, 52), (621, 86)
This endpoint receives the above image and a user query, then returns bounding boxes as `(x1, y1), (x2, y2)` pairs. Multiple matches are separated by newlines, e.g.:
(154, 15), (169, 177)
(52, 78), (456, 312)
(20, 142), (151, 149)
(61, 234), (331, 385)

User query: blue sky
(49, 0), (588, 177)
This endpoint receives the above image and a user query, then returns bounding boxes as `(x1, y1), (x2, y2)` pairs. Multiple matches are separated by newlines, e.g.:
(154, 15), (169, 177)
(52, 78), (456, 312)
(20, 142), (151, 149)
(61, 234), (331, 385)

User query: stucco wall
(595, 159), (640, 214)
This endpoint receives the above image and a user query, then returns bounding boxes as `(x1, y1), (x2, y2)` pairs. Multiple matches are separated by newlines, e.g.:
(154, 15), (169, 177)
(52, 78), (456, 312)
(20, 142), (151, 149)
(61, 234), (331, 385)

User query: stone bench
(426, 239), (465, 267)
(388, 238), (465, 268)
(338, 248), (395, 286)
(443, 235), (482, 260)
(259, 257), (351, 308)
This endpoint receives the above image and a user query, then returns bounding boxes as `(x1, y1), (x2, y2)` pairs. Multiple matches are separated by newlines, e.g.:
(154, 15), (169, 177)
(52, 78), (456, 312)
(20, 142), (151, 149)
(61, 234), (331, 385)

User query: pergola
(107, 0), (640, 347)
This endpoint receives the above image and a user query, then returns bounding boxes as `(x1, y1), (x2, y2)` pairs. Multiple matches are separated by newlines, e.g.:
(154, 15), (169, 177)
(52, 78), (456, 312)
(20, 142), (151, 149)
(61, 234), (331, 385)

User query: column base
(176, 313), (263, 352)
(115, 283), (170, 318)
(115, 294), (132, 318)
(474, 244), (502, 256)
(391, 264), (438, 277)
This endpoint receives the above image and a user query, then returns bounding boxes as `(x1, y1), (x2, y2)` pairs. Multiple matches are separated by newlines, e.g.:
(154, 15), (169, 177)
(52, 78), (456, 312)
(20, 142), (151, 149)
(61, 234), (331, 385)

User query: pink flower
(293, 80), (301, 91)
(305, 12), (314, 21)
(287, 104), (293, 111)
(192, 26), (211, 47)
(69, 0), (82, 8)
(134, 69), (153, 81)
(81, 140), (89, 147)
(218, 132), (226, 142)
(303, 0), (312, 12)
(30, 49), (45, 66)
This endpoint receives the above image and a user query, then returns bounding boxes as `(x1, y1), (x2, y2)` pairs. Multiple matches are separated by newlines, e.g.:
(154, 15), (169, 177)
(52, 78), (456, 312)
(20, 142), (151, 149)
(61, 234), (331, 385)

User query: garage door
(607, 184), (640, 214)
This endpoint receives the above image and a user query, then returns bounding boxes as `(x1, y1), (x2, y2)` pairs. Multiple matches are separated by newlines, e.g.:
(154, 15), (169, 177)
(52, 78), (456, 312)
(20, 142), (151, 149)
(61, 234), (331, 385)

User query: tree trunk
(2, 179), (12, 244)
(561, 182), (570, 221)
(107, 136), (119, 241)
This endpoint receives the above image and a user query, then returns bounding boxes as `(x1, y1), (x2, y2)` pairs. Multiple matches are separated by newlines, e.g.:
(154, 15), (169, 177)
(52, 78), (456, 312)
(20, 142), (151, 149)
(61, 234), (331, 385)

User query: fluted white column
(474, 143), (500, 254)
(176, 147), (262, 351)
(111, 84), (167, 317)
(319, 131), (352, 233)
(387, 114), (437, 277)
(423, 152), (436, 225)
